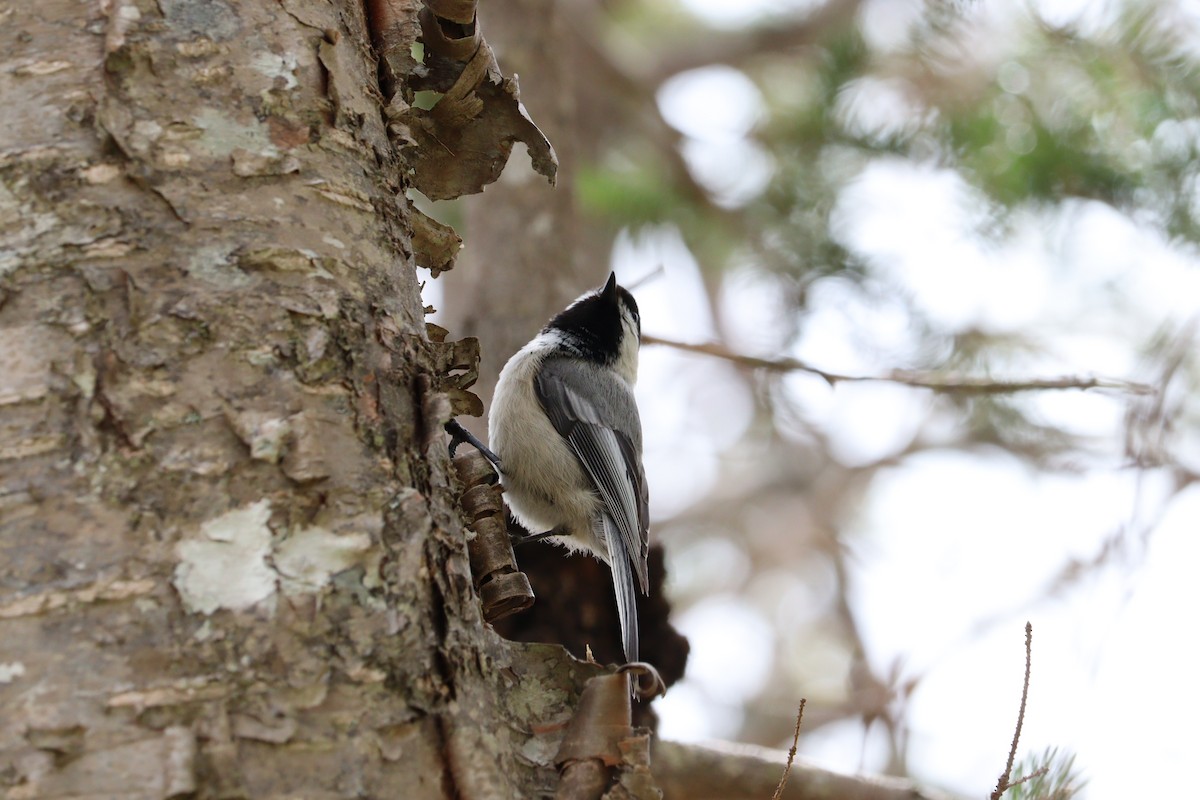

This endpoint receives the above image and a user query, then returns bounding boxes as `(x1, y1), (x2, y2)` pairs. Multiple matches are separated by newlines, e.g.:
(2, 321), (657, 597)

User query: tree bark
(0, 2), (584, 797)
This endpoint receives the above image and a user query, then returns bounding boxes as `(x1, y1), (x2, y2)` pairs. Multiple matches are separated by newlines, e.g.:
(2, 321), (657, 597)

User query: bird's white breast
(488, 333), (603, 551)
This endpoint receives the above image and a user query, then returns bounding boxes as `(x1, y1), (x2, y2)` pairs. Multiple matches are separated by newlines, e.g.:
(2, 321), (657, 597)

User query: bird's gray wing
(535, 358), (649, 661)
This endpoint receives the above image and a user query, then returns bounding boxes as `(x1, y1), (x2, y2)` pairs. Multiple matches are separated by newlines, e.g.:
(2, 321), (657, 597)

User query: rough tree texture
(0, 1), (593, 798)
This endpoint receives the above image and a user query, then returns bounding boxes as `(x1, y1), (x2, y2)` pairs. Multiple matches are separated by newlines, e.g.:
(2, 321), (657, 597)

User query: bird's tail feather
(599, 513), (639, 664)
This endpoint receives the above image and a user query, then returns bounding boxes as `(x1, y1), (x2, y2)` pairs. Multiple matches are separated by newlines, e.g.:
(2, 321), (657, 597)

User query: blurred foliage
(1005, 747), (1087, 800)
(584, 0), (1200, 280)
(578, 161), (683, 225)
(942, 6), (1200, 214)
(576, 0), (1200, 462)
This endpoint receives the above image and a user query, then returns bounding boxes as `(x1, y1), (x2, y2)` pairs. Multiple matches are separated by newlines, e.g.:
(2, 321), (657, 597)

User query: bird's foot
(444, 420), (502, 470)
(509, 526), (561, 548)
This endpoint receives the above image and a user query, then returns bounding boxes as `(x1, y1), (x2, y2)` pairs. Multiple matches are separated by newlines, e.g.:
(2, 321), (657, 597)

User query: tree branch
(654, 739), (956, 800)
(643, 335), (1156, 396)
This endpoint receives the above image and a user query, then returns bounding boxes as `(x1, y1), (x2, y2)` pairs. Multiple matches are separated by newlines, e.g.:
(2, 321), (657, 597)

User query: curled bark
(368, 0), (558, 202)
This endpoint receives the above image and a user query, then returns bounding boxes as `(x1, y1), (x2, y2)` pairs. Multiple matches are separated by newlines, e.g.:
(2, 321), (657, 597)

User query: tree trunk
(0, 2), (583, 797)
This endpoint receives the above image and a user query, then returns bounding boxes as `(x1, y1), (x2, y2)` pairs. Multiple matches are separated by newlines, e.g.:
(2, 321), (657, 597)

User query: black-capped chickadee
(489, 273), (649, 663)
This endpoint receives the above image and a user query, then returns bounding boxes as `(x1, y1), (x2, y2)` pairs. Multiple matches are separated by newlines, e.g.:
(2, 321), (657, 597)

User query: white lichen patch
(274, 525), (372, 595)
(250, 51), (299, 90)
(0, 183), (61, 277)
(226, 409), (290, 463)
(0, 662), (26, 684)
(12, 60), (73, 77)
(81, 163), (122, 184)
(0, 325), (54, 404)
(83, 238), (134, 258)
(173, 500), (277, 614)
(173, 501), (383, 615)
(185, 243), (251, 288)
(192, 108), (278, 160)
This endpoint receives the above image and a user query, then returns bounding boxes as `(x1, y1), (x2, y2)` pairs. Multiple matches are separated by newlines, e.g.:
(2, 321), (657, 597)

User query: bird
(488, 272), (649, 664)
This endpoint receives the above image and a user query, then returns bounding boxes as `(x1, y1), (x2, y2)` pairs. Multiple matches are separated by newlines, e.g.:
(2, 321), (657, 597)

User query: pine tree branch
(643, 335), (1156, 396)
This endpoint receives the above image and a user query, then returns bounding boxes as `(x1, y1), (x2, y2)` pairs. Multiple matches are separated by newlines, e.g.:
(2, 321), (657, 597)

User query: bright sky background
(631, 1), (1200, 797)
(629, 200), (1200, 799)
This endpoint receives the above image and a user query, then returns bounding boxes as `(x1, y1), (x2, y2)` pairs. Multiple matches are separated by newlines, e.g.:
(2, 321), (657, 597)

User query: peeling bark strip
(420, 321), (485, 417)
(553, 671), (662, 799)
(366, 0), (559, 203)
(411, 208), (463, 276)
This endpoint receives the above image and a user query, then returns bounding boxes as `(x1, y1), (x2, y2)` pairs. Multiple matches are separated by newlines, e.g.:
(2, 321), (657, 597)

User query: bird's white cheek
(617, 332), (640, 385)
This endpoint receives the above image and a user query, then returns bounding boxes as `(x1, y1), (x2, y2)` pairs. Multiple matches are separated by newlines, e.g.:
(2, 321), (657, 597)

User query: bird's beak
(602, 271), (619, 299)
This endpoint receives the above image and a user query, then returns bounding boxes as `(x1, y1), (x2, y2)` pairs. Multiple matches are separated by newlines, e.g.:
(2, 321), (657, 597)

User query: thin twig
(772, 699), (806, 800)
(626, 263), (665, 291)
(644, 336), (1157, 396)
(1007, 765), (1050, 791)
(991, 622), (1034, 800)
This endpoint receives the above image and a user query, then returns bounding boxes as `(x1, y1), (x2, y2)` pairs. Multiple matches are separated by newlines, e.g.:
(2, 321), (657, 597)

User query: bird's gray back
(537, 357), (643, 453)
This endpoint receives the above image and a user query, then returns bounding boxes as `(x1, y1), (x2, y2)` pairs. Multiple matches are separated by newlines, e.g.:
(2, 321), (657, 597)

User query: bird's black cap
(546, 272), (640, 363)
